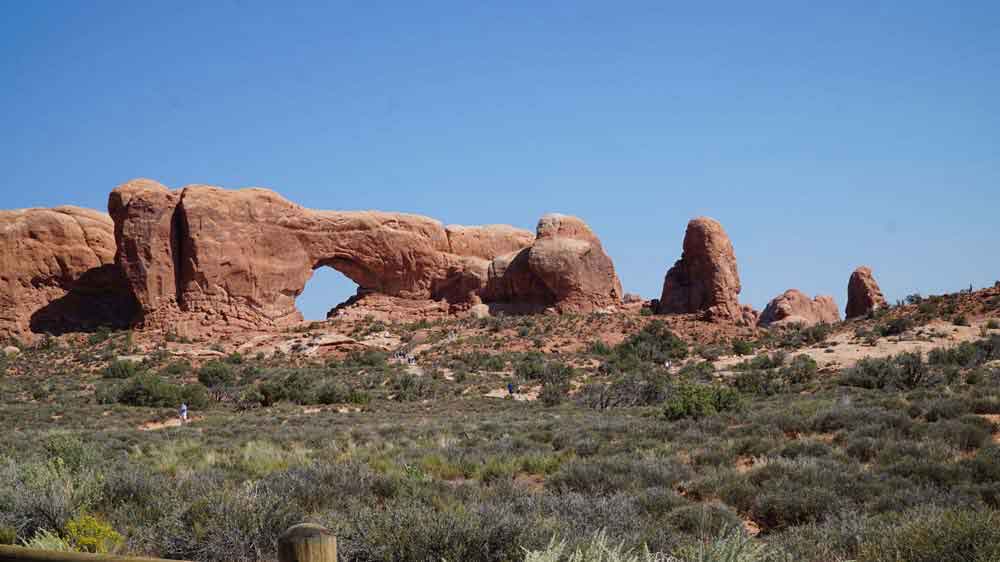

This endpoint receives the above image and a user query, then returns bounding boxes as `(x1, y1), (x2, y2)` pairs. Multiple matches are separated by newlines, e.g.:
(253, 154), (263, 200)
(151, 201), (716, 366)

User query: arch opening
(296, 266), (362, 321)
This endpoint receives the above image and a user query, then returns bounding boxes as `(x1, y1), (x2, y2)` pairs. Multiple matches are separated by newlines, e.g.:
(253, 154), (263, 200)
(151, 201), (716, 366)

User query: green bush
(316, 381), (370, 405)
(732, 339), (754, 356)
(857, 508), (1000, 562)
(840, 352), (930, 390)
(540, 381), (568, 407)
(116, 374), (209, 408)
(734, 370), (787, 396)
(259, 370), (315, 405)
(103, 360), (139, 379)
(781, 355), (818, 384)
(878, 318), (914, 337)
(197, 361), (235, 388)
(664, 383), (742, 420)
(601, 321), (688, 374)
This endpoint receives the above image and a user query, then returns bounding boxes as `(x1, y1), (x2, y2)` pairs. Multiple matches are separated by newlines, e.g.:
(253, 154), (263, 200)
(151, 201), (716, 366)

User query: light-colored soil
(716, 320), (994, 373)
(138, 416), (202, 431)
(485, 385), (540, 401)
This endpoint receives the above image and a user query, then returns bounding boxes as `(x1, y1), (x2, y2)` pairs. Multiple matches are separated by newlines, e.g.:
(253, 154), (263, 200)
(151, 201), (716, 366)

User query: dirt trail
(138, 416), (202, 431)
(485, 385), (540, 401)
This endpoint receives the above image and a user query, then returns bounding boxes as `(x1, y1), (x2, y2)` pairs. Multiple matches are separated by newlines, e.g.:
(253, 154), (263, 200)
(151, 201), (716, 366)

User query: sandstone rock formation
(483, 214), (622, 313)
(758, 289), (840, 327)
(623, 293), (644, 304)
(106, 180), (619, 334)
(0, 206), (136, 339)
(657, 217), (744, 323)
(846, 266), (887, 319)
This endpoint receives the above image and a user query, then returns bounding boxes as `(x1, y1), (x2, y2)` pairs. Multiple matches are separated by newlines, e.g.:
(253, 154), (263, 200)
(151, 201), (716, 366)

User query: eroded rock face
(0, 206), (136, 339)
(846, 266), (887, 319)
(484, 214), (622, 313)
(657, 217), (744, 323)
(758, 289), (840, 327)
(108, 180), (617, 334)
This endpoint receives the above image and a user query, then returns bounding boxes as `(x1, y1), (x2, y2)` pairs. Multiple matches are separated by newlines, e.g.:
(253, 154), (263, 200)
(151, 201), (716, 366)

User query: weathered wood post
(278, 524), (336, 562)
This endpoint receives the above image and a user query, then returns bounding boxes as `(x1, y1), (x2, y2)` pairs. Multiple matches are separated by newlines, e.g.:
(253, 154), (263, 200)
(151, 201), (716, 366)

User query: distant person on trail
(179, 402), (189, 424)
(507, 382), (515, 396)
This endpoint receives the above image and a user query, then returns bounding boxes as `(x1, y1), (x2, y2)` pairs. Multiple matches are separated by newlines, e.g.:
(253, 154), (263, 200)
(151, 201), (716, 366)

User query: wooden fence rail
(0, 524), (335, 562)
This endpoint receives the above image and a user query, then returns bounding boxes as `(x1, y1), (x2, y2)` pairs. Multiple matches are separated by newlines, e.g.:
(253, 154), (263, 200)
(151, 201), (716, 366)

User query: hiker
(179, 402), (189, 424)
(507, 382), (515, 396)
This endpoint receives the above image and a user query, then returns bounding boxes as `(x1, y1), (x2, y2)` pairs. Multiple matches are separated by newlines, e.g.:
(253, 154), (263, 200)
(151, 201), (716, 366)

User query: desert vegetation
(2, 288), (1000, 562)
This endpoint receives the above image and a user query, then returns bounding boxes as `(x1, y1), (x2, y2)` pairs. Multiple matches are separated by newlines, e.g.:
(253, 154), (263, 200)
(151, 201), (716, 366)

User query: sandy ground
(485, 385), (541, 401)
(138, 416), (202, 431)
(715, 320), (995, 373)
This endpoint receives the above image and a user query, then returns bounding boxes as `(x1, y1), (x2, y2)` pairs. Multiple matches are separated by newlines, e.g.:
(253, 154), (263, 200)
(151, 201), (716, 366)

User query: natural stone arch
(105, 179), (621, 335)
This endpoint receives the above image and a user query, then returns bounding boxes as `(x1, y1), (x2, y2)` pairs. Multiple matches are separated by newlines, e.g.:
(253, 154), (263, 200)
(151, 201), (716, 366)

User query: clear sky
(3, 1), (998, 320)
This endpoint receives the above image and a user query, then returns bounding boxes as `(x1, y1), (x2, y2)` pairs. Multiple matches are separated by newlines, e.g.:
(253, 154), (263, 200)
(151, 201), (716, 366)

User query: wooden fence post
(278, 524), (336, 562)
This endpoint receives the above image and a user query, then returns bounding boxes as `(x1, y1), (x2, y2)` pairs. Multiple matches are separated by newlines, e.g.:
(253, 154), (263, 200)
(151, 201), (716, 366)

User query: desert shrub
(579, 372), (668, 409)
(988, 319), (1000, 330)
(731, 339), (754, 356)
(840, 353), (930, 390)
(589, 341), (613, 356)
(259, 370), (315, 405)
(456, 352), (506, 372)
(777, 440), (833, 460)
(197, 361), (235, 388)
(965, 446), (1000, 483)
(41, 434), (96, 474)
(151, 478), (303, 562)
(671, 527), (771, 562)
(160, 360), (191, 377)
(0, 526), (15, 545)
(334, 496), (529, 562)
(344, 349), (388, 369)
(65, 514), (123, 554)
(845, 435), (880, 462)
(928, 342), (980, 367)
(116, 374), (209, 409)
(547, 456), (691, 495)
(733, 370), (786, 396)
(225, 352), (244, 365)
(523, 529), (662, 562)
(925, 418), (992, 451)
(86, 327), (114, 346)
(781, 355), (818, 384)
(698, 345), (725, 362)
(953, 314), (970, 327)
(665, 503), (741, 535)
(743, 458), (863, 532)
(316, 381), (370, 405)
(0, 455), (104, 538)
(777, 323), (834, 348)
(856, 507), (1000, 562)
(601, 321), (687, 374)
(392, 373), (433, 401)
(103, 360), (139, 379)
(677, 361), (715, 381)
(663, 383), (742, 421)
(920, 398), (968, 422)
(540, 381), (569, 407)
(734, 352), (786, 372)
(878, 318), (914, 337)
(23, 529), (74, 551)
(517, 356), (574, 386)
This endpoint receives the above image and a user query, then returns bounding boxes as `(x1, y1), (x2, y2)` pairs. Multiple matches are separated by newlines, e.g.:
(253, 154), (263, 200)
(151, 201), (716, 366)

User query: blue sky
(3, 1), (998, 320)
